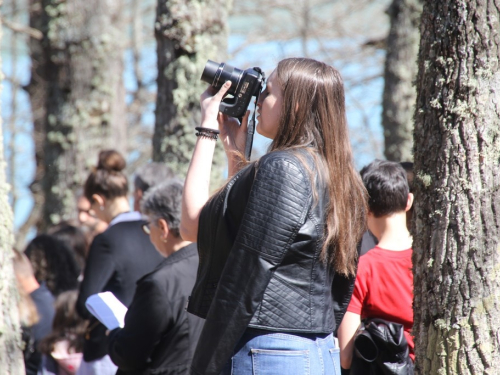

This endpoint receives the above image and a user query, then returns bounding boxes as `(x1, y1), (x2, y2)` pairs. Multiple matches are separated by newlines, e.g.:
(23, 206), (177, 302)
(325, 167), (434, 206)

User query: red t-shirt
(347, 246), (414, 360)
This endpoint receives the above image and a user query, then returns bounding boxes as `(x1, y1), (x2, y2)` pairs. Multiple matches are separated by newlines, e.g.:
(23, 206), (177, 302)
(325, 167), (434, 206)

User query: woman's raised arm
(181, 80), (251, 241)
(180, 83), (228, 241)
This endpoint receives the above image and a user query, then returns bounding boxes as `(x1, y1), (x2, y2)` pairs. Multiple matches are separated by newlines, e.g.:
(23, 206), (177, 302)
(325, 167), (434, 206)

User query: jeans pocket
(251, 349), (310, 375)
(329, 348), (340, 375)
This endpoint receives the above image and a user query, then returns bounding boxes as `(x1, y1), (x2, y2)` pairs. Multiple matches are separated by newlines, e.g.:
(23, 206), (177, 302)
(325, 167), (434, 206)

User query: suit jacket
(108, 243), (204, 375)
(76, 219), (163, 362)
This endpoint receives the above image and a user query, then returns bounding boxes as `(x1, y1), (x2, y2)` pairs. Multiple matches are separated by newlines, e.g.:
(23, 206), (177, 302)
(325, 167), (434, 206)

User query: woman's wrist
(200, 119), (219, 131)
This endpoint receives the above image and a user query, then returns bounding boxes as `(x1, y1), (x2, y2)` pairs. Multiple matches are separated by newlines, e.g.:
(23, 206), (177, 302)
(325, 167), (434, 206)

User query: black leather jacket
(350, 318), (414, 375)
(188, 149), (357, 375)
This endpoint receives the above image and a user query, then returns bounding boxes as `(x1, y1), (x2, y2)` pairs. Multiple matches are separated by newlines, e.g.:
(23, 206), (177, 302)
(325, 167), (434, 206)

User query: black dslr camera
(201, 60), (265, 119)
(201, 60), (265, 160)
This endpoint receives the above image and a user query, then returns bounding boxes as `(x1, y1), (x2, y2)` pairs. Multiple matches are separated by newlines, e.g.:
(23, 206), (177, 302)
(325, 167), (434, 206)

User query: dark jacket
(23, 284), (55, 375)
(188, 150), (357, 375)
(350, 318), (414, 375)
(76, 219), (163, 362)
(108, 243), (204, 375)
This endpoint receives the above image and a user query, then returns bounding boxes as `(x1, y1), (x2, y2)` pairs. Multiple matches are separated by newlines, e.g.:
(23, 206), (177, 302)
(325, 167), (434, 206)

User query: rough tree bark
(0, 6), (26, 372)
(27, 0), (127, 231)
(382, 0), (422, 162)
(413, 0), (500, 374)
(153, 0), (231, 183)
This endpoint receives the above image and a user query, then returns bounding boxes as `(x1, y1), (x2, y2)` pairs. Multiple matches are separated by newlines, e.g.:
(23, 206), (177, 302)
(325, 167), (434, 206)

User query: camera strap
(244, 68), (265, 161)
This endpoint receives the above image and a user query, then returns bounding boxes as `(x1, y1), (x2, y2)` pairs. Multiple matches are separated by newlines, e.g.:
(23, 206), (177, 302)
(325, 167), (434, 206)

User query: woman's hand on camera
(200, 81), (232, 130)
(218, 111), (250, 157)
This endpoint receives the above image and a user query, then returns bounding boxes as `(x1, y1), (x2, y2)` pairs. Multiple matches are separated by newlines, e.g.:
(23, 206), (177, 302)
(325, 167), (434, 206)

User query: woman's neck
(105, 197), (130, 223)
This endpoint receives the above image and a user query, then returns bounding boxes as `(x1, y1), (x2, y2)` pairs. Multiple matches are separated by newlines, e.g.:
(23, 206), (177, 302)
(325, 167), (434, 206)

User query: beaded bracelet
(196, 131), (218, 140)
(195, 127), (220, 135)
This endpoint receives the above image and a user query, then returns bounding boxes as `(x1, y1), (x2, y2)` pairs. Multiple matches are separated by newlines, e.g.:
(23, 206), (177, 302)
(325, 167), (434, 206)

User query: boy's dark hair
(360, 159), (409, 217)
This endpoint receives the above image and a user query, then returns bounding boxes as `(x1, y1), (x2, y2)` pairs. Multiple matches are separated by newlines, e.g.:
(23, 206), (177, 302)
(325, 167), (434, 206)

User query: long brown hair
(271, 58), (367, 276)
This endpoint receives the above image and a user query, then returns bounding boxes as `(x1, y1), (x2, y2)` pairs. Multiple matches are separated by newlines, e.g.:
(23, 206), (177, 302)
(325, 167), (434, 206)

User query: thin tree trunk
(382, 0), (422, 162)
(7, 0), (19, 212)
(153, 0), (231, 184)
(27, 0), (127, 231)
(0, 5), (26, 371)
(25, 0), (47, 233)
(412, 0), (500, 374)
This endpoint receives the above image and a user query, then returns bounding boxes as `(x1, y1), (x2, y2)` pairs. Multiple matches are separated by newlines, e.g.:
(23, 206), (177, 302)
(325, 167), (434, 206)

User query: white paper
(85, 292), (128, 330)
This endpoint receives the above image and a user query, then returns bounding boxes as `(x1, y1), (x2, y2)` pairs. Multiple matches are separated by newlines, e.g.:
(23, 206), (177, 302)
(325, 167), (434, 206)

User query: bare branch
(1, 17), (43, 39)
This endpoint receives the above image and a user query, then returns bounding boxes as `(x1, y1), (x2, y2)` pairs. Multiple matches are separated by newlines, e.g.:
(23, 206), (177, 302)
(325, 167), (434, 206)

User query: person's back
(13, 250), (56, 375)
(77, 220), (163, 312)
(348, 246), (413, 348)
(107, 180), (202, 375)
(76, 150), (163, 374)
(338, 159), (414, 374)
(182, 58), (368, 375)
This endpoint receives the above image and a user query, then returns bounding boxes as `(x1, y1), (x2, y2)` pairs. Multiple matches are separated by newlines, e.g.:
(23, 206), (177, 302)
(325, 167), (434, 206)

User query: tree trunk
(0, 7), (26, 372)
(27, 0), (127, 231)
(413, 0), (500, 374)
(25, 0), (48, 233)
(153, 0), (231, 183)
(382, 0), (422, 162)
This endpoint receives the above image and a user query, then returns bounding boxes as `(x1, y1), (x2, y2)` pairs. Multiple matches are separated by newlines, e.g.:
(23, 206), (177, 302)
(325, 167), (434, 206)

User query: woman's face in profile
(256, 70), (282, 139)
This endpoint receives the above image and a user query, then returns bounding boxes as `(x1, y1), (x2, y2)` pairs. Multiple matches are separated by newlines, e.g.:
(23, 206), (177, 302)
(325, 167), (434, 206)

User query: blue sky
(2, 34), (384, 231)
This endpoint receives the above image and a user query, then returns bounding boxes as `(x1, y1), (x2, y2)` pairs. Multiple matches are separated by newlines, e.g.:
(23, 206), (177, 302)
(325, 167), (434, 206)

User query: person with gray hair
(133, 162), (175, 212)
(140, 180), (183, 242)
(107, 180), (204, 375)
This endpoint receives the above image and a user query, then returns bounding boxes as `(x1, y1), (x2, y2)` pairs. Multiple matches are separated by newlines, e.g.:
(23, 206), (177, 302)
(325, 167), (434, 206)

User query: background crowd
(13, 152), (200, 375)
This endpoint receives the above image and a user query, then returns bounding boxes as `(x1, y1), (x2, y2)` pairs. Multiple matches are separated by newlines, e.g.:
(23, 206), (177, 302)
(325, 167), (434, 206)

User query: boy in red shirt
(338, 159), (414, 373)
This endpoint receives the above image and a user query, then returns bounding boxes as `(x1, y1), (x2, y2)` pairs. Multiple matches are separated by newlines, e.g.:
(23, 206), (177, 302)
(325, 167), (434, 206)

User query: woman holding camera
(181, 58), (367, 375)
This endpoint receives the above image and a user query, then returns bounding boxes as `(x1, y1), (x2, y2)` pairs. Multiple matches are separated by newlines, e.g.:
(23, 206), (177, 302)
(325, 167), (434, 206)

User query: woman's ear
(91, 194), (105, 208)
(158, 218), (170, 239)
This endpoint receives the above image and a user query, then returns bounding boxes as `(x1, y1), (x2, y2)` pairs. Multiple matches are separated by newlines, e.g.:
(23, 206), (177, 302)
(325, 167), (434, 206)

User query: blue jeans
(221, 329), (340, 375)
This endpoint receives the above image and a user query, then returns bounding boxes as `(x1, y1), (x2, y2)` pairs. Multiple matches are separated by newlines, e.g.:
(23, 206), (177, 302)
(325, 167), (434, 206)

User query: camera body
(201, 60), (265, 119)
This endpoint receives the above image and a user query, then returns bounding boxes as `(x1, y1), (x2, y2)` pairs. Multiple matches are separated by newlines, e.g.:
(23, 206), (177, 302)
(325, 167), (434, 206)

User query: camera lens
(201, 60), (243, 95)
(201, 60), (220, 85)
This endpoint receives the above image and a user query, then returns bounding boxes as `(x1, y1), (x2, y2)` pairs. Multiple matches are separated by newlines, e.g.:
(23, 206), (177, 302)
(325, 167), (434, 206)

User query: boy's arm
(338, 311), (362, 370)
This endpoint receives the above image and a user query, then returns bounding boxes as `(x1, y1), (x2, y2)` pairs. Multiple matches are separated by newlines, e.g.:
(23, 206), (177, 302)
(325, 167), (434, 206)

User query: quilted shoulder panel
(234, 151), (312, 264)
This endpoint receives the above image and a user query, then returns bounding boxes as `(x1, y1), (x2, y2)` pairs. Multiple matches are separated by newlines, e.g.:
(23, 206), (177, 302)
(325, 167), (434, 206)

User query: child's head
(39, 290), (87, 355)
(360, 159), (410, 217)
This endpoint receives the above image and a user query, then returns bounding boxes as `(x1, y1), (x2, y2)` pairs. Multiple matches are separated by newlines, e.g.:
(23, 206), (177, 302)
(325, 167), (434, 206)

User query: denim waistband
(244, 328), (336, 344)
